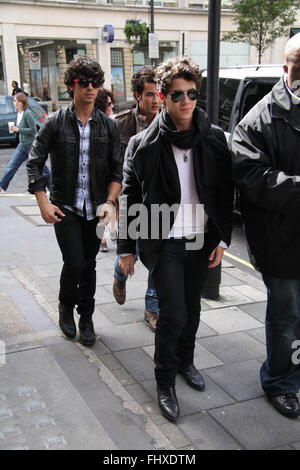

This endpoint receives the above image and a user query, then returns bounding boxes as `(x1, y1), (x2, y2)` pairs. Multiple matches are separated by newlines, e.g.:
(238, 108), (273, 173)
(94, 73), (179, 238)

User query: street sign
(148, 33), (159, 59)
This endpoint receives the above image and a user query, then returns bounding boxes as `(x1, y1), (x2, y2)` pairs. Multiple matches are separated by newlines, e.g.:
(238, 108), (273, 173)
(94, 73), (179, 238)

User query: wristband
(106, 199), (116, 207)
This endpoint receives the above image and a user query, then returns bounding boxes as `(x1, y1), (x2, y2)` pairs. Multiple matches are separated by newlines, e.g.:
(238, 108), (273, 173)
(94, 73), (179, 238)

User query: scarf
(159, 108), (204, 149)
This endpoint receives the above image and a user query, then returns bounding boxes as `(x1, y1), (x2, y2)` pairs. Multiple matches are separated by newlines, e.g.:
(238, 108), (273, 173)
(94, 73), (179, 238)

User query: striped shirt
(64, 109), (96, 220)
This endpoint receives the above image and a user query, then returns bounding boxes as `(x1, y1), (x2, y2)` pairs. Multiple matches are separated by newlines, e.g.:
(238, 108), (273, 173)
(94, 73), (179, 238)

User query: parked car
(198, 64), (283, 211)
(0, 95), (47, 145)
(198, 64), (283, 145)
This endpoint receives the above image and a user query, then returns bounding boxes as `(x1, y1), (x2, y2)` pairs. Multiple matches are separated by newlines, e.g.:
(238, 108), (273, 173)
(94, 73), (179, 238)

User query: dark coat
(27, 104), (123, 208)
(232, 76), (300, 278)
(117, 107), (234, 273)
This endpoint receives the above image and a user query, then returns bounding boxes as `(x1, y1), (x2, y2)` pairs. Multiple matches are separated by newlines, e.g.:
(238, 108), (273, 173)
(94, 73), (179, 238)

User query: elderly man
(232, 33), (300, 418)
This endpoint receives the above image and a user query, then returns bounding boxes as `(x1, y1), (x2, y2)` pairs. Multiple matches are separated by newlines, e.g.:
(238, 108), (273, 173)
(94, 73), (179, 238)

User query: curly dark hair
(64, 55), (105, 98)
(95, 88), (114, 113)
(131, 65), (156, 98)
(155, 56), (202, 96)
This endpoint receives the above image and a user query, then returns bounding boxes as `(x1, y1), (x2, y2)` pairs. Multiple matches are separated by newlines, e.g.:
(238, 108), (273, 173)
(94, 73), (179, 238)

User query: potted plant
(124, 19), (148, 45)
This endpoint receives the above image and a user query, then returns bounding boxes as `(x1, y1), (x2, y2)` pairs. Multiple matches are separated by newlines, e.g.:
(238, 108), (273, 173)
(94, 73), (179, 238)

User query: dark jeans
(114, 242), (159, 313)
(152, 237), (210, 387)
(54, 208), (101, 315)
(260, 274), (300, 396)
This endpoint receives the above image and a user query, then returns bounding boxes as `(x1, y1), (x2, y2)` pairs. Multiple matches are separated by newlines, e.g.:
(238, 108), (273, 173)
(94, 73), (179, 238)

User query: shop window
(111, 49), (126, 102)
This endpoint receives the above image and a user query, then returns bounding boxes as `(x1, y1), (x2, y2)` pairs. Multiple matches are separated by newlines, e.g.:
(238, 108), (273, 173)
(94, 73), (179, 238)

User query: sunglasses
(170, 89), (199, 103)
(73, 78), (101, 88)
(107, 101), (114, 106)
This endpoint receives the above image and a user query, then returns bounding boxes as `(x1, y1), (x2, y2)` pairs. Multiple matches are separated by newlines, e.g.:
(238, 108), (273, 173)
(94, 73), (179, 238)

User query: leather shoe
(58, 303), (76, 339)
(144, 310), (159, 332)
(79, 316), (96, 346)
(112, 277), (126, 305)
(269, 394), (300, 419)
(157, 385), (180, 422)
(178, 364), (206, 391)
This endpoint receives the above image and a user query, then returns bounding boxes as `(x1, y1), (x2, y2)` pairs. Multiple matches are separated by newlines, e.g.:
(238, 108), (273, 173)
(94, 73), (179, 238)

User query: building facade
(0, 0), (298, 110)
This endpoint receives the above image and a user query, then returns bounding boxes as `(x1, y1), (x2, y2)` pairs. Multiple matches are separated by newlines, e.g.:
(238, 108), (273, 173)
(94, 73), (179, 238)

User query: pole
(202, 0), (222, 300)
(150, 0), (154, 33)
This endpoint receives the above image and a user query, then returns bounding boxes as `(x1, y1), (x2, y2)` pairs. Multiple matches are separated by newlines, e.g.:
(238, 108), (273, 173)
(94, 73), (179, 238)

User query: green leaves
(222, 0), (299, 62)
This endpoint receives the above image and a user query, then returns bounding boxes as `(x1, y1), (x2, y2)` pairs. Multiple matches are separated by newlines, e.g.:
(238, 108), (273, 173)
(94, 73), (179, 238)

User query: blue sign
(102, 25), (114, 43)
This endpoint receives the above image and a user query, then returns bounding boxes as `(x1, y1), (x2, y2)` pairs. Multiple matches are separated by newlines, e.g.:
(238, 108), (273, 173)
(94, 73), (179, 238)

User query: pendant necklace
(183, 149), (188, 162)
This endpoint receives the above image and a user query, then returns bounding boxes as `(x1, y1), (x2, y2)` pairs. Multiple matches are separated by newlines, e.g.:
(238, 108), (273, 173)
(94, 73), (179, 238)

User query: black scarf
(159, 108), (204, 149)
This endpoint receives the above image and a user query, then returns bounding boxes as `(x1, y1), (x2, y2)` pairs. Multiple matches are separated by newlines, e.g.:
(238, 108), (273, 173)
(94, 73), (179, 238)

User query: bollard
(202, 262), (221, 300)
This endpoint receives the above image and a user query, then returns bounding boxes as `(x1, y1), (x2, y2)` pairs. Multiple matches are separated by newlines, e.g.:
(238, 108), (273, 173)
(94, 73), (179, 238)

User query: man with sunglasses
(117, 57), (233, 421)
(113, 66), (161, 332)
(27, 56), (122, 346)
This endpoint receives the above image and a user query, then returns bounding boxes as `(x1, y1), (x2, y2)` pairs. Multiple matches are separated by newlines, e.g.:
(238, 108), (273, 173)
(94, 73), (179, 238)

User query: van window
(198, 77), (240, 132)
(0, 96), (14, 115)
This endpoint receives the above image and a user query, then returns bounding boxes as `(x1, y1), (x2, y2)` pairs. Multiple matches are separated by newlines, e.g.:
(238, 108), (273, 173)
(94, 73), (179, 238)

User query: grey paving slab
(203, 286), (255, 309)
(114, 348), (156, 382)
(0, 347), (116, 450)
(201, 306), (262, 335)
(101, 298), (146, 325)
(47, 341), (165, 450)
(220, 271), (244, 287)
(179, 412), (242, 450)
(0, 291), (33, 338)
(204, 360), (263, 401)
(193, 342), (224, 369)
(5, 285), (56, 333)
(200, 331), (266, 364)
(246, 327), (266, 345)
(239, 301), (267, 323)
(140, 376), (235, 416)
(100, 322), (154, 352)
(210, 397), (300, 450)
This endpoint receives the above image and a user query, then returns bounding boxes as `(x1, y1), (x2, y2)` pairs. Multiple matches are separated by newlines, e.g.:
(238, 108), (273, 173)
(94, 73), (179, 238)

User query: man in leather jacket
(112, 66), (161, 332)
(232, 34), (300, 419)
(27, 56), (123, 346)
(117, 57), (233, 421)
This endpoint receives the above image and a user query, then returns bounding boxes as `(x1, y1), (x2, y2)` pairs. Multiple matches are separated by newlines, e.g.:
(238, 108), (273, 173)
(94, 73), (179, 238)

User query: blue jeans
(114, 249), (159, 313)
(0, 143), (51, 191)
(260, 274), (300, 396)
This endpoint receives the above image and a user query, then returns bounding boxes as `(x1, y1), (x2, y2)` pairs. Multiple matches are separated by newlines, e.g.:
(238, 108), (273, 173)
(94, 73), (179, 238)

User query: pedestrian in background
(117, 57), (233, 421)
(95, 87), (116, 252)
(232, 33), (300, 419)
(27, 56), (122, 346)
(113, 66), (161, 332)
(11, 81), (22, 96)
(0, 92), (50, 192)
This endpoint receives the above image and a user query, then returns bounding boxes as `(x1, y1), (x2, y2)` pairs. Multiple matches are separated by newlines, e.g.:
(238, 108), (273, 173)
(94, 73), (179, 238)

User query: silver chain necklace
(182, 149), (188, 162)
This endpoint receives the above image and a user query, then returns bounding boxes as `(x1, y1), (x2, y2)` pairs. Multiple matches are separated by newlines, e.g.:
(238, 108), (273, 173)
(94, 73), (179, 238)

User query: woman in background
(95, 88), (115, 252)
(0, 93), (51, 192)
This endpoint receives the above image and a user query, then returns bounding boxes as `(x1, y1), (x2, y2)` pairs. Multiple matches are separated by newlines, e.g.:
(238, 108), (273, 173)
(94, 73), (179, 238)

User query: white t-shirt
(16, 111), (24, 126)
(169, 145), (208, 238)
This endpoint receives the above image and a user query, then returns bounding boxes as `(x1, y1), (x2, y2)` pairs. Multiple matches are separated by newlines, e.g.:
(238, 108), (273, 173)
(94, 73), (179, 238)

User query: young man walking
(117, 57), (233, 421)
(232, 33), (300, 418)
(27, 56), (123, 346)
(113, 66), (161, 332)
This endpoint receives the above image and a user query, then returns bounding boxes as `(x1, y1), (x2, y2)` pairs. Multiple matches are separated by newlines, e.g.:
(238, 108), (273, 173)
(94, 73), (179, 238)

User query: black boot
(78, 315), (96, 346)
(157, 385), (180, 422)
(58, 303), (76, 339)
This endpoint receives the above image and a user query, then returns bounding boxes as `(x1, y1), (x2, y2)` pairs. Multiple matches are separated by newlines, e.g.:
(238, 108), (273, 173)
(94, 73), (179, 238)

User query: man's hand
(208, 246), (224, 269)
(118, 254), (135, 277)
(39, 200), (65, 224)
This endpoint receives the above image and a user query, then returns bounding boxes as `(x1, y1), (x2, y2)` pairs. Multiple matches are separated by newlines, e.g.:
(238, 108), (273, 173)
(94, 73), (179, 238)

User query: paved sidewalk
(0, 194), (299, 451)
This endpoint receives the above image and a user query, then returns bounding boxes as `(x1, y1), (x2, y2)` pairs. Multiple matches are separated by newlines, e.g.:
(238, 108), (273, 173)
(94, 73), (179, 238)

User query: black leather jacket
(232, 77), (300, 278)
(27, 104), (123, 207)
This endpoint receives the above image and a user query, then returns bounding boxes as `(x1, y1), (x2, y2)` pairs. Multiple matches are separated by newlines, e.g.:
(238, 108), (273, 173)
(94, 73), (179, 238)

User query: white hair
(284, 33), (300, 63)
